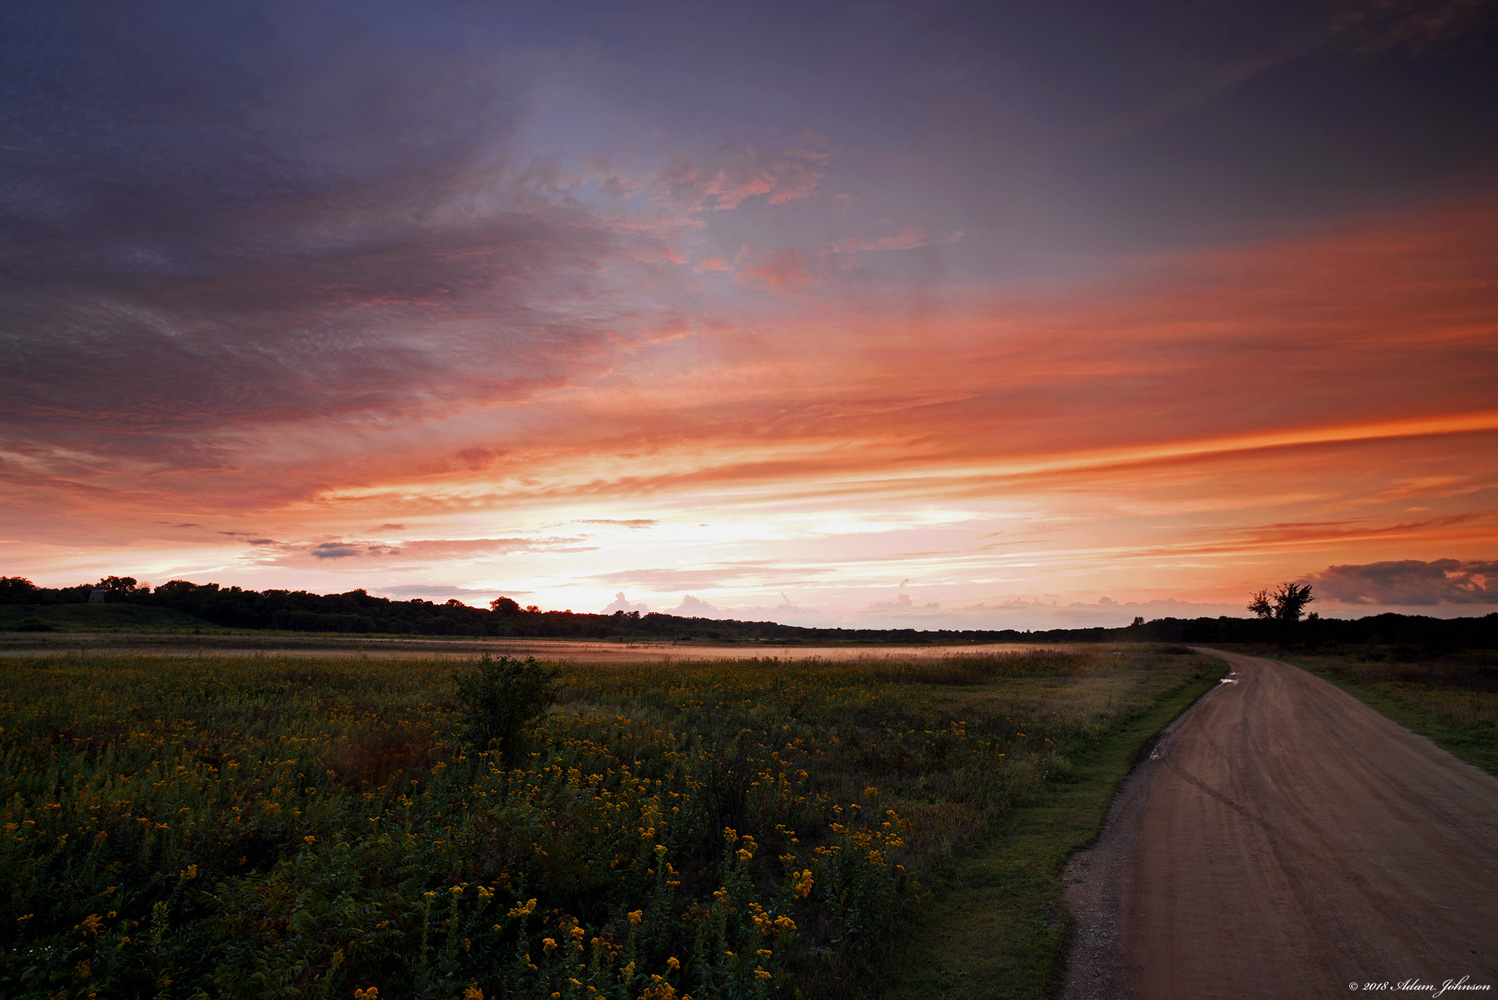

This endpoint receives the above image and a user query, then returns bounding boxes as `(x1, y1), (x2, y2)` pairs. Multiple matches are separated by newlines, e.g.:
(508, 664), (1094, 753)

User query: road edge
(874, 654), (1225, 1000)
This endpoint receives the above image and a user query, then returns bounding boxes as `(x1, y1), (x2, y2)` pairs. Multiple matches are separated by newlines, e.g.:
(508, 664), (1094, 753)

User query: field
(0, 646), (1218, 999)
(0, 604), (217, 634)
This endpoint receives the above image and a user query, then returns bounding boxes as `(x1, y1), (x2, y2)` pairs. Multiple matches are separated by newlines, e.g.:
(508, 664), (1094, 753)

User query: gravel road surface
(1063, 650), (1498, 1000)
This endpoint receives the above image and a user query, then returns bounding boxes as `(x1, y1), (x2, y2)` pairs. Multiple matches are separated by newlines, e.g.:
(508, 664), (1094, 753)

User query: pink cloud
(836, 227), (966, 252)
(659, 142), (824, 212)
(780, 127), (835, 163)
(735, 249), (812, 291)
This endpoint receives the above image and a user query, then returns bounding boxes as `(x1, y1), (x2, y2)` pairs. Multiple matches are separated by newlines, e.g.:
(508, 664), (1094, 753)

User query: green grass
(0, 603), (216, 632)
(0, 646), (1214, 999)
(1283, 649), (1498, 777)
(871, 651), (1220, 1000)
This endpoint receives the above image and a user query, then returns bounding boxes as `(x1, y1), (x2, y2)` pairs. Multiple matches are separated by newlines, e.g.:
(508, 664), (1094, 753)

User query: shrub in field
(454, 655), (557, 765)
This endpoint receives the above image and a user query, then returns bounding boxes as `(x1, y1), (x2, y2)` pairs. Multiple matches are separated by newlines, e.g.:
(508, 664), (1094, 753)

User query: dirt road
(1063, 650), (1498, 1000)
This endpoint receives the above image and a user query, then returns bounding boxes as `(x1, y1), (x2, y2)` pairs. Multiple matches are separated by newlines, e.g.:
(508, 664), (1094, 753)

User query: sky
(3, 0), (1497, 629)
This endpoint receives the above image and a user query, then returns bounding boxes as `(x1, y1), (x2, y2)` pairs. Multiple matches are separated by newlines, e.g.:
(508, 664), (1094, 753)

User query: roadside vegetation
(0, 646), (1216, 998)
(1284, 645), (1498, 777)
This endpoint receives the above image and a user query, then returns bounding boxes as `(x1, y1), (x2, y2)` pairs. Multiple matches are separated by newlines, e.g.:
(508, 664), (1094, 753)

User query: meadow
(0, 646), (1217, 999)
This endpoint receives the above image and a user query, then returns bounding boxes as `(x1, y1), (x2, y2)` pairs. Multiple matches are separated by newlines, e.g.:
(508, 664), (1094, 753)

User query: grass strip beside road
(1284, 652), (1498, 778)
(874, 657), (1222, 1000)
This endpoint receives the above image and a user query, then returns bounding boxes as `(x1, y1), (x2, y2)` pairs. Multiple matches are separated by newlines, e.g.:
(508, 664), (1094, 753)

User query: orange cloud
(6, 196), (1496, 615)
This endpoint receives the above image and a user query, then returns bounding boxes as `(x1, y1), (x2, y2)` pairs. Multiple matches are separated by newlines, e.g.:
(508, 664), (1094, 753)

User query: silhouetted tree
(0, 577), (40, 603)
(1248, 582), (1315, 622)
(96, 575), (149, 599)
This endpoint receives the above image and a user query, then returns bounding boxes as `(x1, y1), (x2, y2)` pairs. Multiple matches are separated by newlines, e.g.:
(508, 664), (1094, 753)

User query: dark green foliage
(2, 617), (55, 632)
(0, 578), (40, 603)
(0, 603), (212, 632)
(453, 655), (557, 764)
(6, 574), (1498, 648)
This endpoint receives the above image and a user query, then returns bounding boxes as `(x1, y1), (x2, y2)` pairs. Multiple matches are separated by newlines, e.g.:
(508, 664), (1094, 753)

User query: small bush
(3, 616), (56, 632)
(453, 655), (557, 764)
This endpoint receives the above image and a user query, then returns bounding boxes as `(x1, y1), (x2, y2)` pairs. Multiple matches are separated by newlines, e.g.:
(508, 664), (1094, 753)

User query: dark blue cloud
(3, 0), (1495, 491)
(1309, 559), (1498, 605)
(0, 0), (636, 454)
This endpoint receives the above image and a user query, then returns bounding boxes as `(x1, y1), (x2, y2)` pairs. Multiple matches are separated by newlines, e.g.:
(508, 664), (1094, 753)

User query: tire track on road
(1062, 650), (1498, 1000)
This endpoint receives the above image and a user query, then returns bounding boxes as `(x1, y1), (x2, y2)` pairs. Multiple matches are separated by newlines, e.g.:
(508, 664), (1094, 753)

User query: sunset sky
(3, 0), (1497, 628)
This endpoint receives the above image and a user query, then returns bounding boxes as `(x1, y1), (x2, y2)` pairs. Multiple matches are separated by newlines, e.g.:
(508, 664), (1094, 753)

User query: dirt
(1063, 650), (1498, 1000)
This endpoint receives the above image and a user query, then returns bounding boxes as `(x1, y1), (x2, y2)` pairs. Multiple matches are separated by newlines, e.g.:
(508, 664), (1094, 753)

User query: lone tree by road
(1248, 582), (1315, 622)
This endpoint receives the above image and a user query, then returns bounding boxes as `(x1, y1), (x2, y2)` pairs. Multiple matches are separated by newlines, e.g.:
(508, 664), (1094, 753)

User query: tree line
(1, 575), (1495, 649)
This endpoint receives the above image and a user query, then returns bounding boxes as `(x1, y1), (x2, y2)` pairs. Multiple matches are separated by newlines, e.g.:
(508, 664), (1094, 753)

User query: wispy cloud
(591, 563), (792, 591)
(658, 142), (826, 212)
(223, 535), (594, 566)
(378, 584), (510, 599)
(835, 228), (965, 253)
